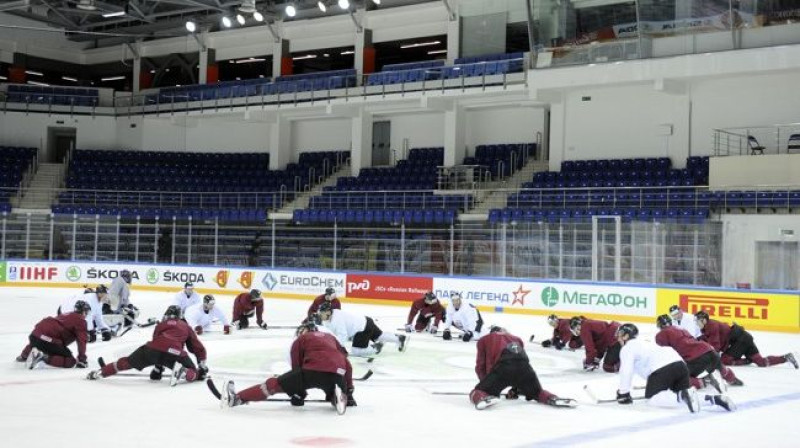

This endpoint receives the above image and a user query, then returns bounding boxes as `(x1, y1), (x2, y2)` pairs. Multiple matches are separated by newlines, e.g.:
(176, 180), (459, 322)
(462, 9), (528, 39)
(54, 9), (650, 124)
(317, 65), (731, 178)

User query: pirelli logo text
(679, 294), (769, 320)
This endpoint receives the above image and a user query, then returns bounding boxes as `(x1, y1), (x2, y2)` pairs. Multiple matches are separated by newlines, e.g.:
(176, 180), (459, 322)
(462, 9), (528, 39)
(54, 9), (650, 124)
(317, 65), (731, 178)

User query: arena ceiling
(1, 0), (441, 42)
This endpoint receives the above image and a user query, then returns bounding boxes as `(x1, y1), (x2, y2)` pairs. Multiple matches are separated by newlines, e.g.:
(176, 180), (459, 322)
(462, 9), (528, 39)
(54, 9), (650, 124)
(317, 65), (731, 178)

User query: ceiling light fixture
(318, 1), (327, 12)
(101, 76), (126, 82)
(285, 4), (296, 17)
(102, 11), (126, 18)
(292, 54), (318, 60)
(253, 11), (264, 22)
(372, 0), (381, 4)
(62, 76), (78, 82)
(236, 14), (246, 25)
(338, 0), (350, 10)
(340, 50), (354, 55)
(185, 20), (197, 32)
(400, 40), (442, 49)
(221, 16), (232, 28)
(25, 70), (44, 76)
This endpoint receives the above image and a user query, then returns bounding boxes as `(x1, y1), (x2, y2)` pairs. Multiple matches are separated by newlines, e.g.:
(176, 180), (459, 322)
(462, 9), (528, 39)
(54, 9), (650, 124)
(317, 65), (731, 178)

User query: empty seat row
(293, 208), (456, 225)
(51, 205), (267, 222)
(309, 193), (473, 211)
(489, 207), (710, 224)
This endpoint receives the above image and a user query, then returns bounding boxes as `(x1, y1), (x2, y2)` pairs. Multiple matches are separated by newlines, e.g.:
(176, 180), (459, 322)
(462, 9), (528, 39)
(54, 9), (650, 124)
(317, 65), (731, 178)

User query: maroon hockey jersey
(290, 330), (350, 377)
(699, 318), (731, 352)
(655, 326), (713, 361)
(552, 318), (582, 348)
(406, 298), (445, 326)
(475, 331), (526, 380)
(580, 319), (620, 363)
(232, 292), (264, 324)
(32, 313), (88, 362)
(145, 318), (207, 361)
(307, 294), (342, 317)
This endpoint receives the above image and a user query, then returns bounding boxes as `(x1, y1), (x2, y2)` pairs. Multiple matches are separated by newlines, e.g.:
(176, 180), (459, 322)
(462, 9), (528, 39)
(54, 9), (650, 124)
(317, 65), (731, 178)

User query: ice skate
(332, 384), (347, 415)
(728, 378), (744, 386)
(785, 353), (798, 369)
(15, 355), (26, 363)
(371, 341), (384, 355)
(548, 397), (578, 408)
(680, 389), (701, 413)
(221, 380), (242, 408)
(170, 365), (185, 387)
(707, 394), (736, 412)
(27, 348), (45, 370)
(397, 334), (409, 352)
(86, 370), (101, 380)
(702, 372), (725, 393)
(475, 395), (501, 410)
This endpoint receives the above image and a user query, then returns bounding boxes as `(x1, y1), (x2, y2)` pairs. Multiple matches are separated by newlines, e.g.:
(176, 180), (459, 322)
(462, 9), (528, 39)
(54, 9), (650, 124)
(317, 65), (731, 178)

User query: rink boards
(0, 259), (797, 333)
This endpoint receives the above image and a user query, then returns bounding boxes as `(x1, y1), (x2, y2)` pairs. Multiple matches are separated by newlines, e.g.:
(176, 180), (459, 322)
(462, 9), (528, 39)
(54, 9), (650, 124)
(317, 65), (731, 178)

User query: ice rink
(1, 286), (799, 448)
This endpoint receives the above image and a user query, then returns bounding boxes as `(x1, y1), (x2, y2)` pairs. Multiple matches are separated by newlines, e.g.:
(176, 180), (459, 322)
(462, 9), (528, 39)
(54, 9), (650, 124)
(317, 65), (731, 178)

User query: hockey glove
(194, 326), (203, 335)
(101, 330), (112, 342)
(258, 321), (268, 330)
(442, 329), (452, 341)
(75, 360), (88, 369)
(290, 394), (306, 407)
(404, 324), (414, 333)
(505, 388), (520, 400)
(346, 388), (357, 407)
(197, 360), (209, 380)
(429, 325), (438, 335)
(541, 339), (553, 348)
(88, 330), (97, 343)
(462, 331), (474, 342)
(616, 390), (633, 405)
(553, 339), (566, 350)
(150, 365), (164, 381)
(223, 325), (231, 335)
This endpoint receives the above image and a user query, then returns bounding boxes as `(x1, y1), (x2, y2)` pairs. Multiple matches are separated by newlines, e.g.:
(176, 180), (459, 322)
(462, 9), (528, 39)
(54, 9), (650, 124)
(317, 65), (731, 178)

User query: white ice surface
(1, 286), (799, 448)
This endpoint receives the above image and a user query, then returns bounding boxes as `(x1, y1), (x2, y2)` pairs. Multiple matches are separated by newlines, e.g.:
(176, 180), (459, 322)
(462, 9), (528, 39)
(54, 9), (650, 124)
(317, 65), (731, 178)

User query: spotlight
(372, 0), (381, 4)
(318, 1), (327, 12)
(285, 4), (296, 17)
(221, 16), (232, 28)
(236, 14), (245, 25)
(338, 0), (349, 10)
(253, 11), (264, 22)
(185, 20), (197, 32)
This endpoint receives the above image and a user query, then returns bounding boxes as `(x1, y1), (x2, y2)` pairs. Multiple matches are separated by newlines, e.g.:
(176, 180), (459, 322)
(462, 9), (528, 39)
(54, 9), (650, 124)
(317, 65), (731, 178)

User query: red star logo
(511, 284), (530, 306)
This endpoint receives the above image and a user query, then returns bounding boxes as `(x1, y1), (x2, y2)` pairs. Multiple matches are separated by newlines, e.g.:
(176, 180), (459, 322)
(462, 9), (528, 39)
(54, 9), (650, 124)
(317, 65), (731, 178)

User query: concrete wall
(710, 154), (800, 189)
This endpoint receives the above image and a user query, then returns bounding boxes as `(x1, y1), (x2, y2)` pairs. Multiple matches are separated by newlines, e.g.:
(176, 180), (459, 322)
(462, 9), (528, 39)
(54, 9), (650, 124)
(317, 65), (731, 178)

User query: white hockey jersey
(184, 303), (229, 331)
(172, 290), (202, 312)
(108, 277), (130, 311)
(61, 292), (111, 332)
(323, 309), (367, 347)
(618, 338), (684, 394)
(673, 313), (702, 338)
(444, 303), (481, 333)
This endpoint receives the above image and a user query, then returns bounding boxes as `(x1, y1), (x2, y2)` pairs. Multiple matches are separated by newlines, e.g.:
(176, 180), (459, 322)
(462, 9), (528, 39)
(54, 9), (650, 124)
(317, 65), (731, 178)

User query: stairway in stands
(14, 163), (63, 211)
(468, 160), (549, 216)
(275, 161), (352, 215)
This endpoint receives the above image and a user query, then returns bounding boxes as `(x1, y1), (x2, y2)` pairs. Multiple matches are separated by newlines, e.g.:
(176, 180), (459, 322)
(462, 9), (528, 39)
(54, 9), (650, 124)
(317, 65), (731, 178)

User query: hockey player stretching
(469, 326), (575, 410)
(405, 292), (445, 334)
(220, 321), (356, 415)
(18, 300), (91, 369)
(87, 305), (208, 385)
(443, 293), (483, 342)
(318, 302), (407, 357)
(185, 295), (231, 335)
(232, 289), (267, 330)
(696, 311), (797, 369)
(615, 323), (734, 413)
(571, 316), (621, 372)
(308, 287), (342, 317)
(541, 314), (582, 350)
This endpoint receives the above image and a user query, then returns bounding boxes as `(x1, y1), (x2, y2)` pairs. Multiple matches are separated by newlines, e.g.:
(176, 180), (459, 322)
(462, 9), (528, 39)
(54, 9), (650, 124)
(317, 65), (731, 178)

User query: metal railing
(714, 123), (800, 156)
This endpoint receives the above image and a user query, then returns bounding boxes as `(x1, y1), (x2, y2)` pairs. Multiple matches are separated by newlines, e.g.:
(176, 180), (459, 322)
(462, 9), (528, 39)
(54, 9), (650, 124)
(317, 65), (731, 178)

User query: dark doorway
(372, 121), (391, 166)
(47, 127), (76, 163)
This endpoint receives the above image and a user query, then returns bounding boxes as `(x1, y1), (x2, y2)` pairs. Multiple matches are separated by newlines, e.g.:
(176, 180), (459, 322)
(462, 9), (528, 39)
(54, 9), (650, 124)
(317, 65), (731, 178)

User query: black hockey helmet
(489, 325), (505, 334)
(250, 289), (262, 301)
(318, 301), (333, 314)
(163, 305), (182, 320)
(184, 282), (194, 289)
(569, 316), (583, 331)
(695, 310), (710, 321)
(120, 270), (132, 283)
(296, 320), (318, 337)
(74, 300), (92, 315)
(95, 284), (108, 295)
(547, 314), (559, 326)
(424, 291), (437, 303)
(203, 294), (216, 310)
(656, 314), (673, 329)
(668, 305), (682, 317)
(618, 323), (639, 340)
(325, 287), (335, 296)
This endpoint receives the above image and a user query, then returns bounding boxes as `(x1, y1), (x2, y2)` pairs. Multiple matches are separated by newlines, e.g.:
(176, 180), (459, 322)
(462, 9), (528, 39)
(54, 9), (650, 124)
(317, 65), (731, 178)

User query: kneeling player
(232, 289), (267, 330)
(219, 321), (356, 415)
(86, 306), (208, 385)
(443, 293), (483, 342)
(405, 291), (445, 334)
(318, 302), (407, 357)
(469, 326), (575, 410)
(17, 300), (91, 369)
(696, 311), (797, 369)
(655, 314), (742, 390)
(541, 314), (582, 350)
(185, 295), (231, 335)
(616, 323), (734, 413)
(571, 316), (621, 372)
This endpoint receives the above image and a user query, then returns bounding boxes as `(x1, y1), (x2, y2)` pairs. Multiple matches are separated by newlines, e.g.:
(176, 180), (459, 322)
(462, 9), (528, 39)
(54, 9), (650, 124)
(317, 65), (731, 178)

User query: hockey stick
(583, 385), (646, 404)
(355, 369), (373, 381)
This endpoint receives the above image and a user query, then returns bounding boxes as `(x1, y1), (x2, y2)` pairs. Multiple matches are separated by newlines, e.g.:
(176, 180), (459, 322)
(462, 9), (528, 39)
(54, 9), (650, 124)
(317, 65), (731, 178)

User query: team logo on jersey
(511, 284), (530, 306)
(146, 268), (159, 284)
(238, 271), (253, 289)
(541, 287), (559, 307)
(261, 272), (278, 291)
(66, 266), (82, 282)
(215, 270), (229, 288)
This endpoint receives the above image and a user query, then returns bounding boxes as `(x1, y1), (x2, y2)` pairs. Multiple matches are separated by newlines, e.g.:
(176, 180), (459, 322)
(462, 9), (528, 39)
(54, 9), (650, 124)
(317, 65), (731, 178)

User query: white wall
(291, 118), (352, 156)
(722, 215), (800, 290)
(0, 111), (115, 158)
(381, 112), (445, 156)
(710, 154), (800, 189)
(465, 106), (545, 153)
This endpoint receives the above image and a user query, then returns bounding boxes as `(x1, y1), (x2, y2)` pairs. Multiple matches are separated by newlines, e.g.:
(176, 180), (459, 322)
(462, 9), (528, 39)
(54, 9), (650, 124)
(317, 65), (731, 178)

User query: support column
(9, 53), (27, 84)
(444, 104), (466, 167)
(355, 28), (374, 78)
(269, 114), (292, 170)
(446, 12), (461, 65)
(351, 110), (373, 176)
(199, 44), (209, 84)
(273, 38), (292, 78)
(133, 55), (142, 93)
